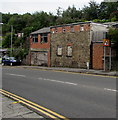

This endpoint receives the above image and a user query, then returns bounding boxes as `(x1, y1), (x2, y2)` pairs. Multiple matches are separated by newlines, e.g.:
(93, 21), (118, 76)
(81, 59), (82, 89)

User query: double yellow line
(0, 89), (69, 120)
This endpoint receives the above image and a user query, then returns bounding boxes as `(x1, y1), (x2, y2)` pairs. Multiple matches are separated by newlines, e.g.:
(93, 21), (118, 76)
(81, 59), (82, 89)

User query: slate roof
(31, 27), (50, 34)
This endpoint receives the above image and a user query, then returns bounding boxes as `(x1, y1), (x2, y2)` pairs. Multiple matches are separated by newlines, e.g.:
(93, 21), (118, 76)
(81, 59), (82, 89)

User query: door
(31, 51), (48, 66)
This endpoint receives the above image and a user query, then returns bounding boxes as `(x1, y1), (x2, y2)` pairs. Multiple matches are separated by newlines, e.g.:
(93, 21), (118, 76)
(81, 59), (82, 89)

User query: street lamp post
(11, 25), (13, 57)
(0, 22), (3, 49)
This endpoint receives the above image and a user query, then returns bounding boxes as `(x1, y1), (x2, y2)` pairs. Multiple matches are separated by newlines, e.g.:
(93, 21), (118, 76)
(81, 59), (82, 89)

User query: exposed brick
(30, 33), (51, 67)
(50, 27), (91, 68)
(92, 43), (104, 70)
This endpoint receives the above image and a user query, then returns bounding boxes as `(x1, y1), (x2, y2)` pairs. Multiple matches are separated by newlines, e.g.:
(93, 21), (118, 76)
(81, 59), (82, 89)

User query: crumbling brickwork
(50, 23), (91, 68)
(30, 32), (51, 67)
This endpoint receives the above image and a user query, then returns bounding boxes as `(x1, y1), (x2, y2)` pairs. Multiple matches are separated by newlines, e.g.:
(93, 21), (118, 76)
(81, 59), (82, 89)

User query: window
(67, 46), (72, 57)
(103, 32), (108, 39)
(80, 25), (84, 32)
(55, 28), (58, 33)
(70, 25), (74, 32)
(40, 33), (48, 43)
(57, 46), (62, 56)
(32, 34), (38, 43)
(62, 27), (66, 33)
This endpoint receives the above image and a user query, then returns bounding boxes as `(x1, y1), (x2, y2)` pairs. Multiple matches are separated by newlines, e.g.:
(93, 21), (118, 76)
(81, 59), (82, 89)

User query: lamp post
(10, 25), (13, 57)
(0, 23), (3, 48)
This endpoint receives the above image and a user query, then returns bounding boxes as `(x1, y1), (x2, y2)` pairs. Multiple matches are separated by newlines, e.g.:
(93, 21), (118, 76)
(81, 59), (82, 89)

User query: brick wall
(30, 33), (51, 67)
(30, 33), (50, 49)
(51, 24), (90, 33)
(92, 43), (104, 70)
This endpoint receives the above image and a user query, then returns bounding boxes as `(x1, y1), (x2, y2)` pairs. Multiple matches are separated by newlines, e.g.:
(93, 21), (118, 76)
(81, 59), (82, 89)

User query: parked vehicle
(2, 57), (21, 66)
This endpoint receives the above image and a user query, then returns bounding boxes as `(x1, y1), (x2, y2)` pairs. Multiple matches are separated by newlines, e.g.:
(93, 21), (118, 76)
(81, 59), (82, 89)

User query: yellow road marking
(0, 89), (69, 120)
(12, 101), (21, 104)
(20, 66), (118, 78)
(3, 66), (117, 78)
(0, 90), (59, 119)
(21, 67), (117, 78)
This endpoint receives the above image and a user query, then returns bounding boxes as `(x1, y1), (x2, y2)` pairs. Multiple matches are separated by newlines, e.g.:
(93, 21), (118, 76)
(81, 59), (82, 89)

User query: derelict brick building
(29, 22), (117, 70)
(50, 22), (91, 68)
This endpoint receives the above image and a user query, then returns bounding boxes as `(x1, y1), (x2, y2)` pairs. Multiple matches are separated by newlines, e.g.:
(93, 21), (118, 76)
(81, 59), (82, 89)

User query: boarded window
(32, 34), (38, 43)
(67, 46), (72, 57)
(57, 46), (62, 56)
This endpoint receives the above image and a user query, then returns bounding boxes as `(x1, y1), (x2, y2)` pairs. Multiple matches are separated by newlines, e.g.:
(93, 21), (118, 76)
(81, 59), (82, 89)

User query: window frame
(66, 45), (72, 57)
(57, 46), (63, 56)
(70, 25), (74, 32)
(80, 25), (84, 32)
(40, 33), (48, 44)
(32, 34), (38, 43)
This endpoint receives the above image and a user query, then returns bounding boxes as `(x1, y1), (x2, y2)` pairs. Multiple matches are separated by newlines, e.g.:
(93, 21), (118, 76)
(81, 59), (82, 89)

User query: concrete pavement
(19, 66), (117, 77)
(1, 94), (44, 119)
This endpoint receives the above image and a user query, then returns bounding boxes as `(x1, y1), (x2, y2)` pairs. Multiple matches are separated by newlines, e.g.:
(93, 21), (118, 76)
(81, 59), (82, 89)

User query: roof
(0, 49), (7, 52)
(50, 22), (91, 28)
(103, 22), (118, 28)
(103, 22), (118, 26)
(31, 27), (50, 34)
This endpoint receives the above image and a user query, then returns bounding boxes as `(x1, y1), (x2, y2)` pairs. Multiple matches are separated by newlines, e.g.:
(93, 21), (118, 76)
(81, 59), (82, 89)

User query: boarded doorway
(31, 51), (48, 66)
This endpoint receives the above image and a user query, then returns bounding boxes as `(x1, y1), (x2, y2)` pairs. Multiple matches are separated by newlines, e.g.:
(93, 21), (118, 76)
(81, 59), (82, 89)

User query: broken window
(32, 34), (38, 43)
(40, 33), (48, 43)
(80, 25), (84, 32)
(70, 25), (74, 32)
(57, 46), (62, 56)
(55, 28), (58, 33)
(67, 45), (72, 57)
(62, 27), (66, 33)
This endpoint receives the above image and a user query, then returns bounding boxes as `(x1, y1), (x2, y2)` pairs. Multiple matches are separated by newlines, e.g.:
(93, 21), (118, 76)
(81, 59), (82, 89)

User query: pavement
(19, 65), (117, 77)
(0, 94), (44, 119)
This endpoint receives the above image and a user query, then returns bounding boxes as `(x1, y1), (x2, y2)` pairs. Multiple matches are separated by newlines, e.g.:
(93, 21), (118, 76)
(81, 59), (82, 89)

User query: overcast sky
(1, 0), (104, 15)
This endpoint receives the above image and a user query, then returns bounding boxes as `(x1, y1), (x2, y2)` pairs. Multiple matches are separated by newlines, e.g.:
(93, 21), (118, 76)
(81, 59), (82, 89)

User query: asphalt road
(2, 67), (117, 118)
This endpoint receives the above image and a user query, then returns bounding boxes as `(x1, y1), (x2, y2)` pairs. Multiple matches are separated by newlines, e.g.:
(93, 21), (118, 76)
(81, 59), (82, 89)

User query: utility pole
(0, 23), (3, 47)
(103, 38), (111, 71)
(104, 46), (106, 71)
(11, 25), (13, 57)
(109, 46), (112, 71)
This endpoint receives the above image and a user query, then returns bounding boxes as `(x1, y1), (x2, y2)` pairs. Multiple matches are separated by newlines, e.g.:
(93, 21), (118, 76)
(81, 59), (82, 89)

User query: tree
(99, 2), (118, 20)
(2, 32), (11, 48)
(62, 6), (82, 23)
(82, 1), (99, 20)
(108, 28), (118, 58)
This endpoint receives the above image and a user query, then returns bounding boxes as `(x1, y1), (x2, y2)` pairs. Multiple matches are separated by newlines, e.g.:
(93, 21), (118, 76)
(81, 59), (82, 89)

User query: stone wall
(50, 31), (91, 68)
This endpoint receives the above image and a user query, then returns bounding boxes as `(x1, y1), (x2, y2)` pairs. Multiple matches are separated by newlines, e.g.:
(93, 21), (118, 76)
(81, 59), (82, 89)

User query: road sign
(103, 39), (110, 46)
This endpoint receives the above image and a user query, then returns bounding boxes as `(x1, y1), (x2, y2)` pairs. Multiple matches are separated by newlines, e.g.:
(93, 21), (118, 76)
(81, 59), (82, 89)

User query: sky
(1, 0), (104, 15)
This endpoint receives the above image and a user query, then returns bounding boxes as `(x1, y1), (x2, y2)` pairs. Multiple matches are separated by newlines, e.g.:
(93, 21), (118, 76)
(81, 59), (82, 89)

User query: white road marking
(104, 88), (118, 92)
(6, 73), (26, 77)
(65, 82), (77, 86)
(38, 77), (77, 86)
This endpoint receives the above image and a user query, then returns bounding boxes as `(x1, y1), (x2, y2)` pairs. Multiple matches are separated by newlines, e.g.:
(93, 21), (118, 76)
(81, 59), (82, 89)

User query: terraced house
(29, 22), (117, 70)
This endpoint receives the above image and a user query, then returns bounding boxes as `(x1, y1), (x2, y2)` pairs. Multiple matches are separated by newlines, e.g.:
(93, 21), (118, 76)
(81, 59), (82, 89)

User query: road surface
(2, 66), (117, 119)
